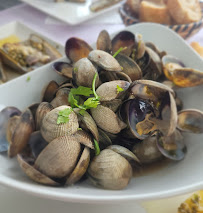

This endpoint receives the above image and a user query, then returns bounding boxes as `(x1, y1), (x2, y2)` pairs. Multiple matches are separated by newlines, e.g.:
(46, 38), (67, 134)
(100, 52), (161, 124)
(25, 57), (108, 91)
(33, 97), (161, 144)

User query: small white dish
(20, 0), (124, 26)
(0, 23), (203, 204)
(0, 21), (64, 83)
(0, 21), (64, 54)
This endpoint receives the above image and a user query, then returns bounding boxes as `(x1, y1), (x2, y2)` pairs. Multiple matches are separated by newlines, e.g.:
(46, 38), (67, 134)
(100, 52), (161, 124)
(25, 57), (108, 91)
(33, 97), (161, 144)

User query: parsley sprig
(116, 85), (124, 94)
(57, 107), (73, 124)
(68, 73), (100, 112)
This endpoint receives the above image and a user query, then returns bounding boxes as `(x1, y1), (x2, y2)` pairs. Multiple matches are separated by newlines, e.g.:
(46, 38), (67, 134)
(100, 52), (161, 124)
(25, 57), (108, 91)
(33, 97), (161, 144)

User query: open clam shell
(17, 154), (59, 186)
(96, 30), (112, 53)
(52, 61), (73, 79)
(156, 130), (186, 161)
(111, 31), (135, 56)
(7, 108), (34, 157)
(177, 109), (203, 133)
(65, 37), (92, 63)
(115, 53), (142, 81)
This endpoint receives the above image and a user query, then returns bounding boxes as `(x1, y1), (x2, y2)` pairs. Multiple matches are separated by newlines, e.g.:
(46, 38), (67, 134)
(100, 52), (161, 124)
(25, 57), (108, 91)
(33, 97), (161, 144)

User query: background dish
(0, 23), (203, 203)
(20, 0), (124, 26)
(119, 3), (203, 39)
(0, 21), (64, 83)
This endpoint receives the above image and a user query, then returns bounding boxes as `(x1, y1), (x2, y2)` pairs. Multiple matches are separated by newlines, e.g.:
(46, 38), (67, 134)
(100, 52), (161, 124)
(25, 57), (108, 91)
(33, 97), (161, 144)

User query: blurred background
(0, 0), (20, 10)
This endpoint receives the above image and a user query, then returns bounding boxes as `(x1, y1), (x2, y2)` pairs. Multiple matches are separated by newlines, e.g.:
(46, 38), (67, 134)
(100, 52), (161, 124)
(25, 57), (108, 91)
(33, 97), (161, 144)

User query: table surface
(0, 3), (203, 213)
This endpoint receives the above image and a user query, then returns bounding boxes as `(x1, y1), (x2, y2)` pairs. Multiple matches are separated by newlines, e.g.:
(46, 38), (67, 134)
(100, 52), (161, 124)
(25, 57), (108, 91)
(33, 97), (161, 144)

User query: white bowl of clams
(0, 23), (203, 204)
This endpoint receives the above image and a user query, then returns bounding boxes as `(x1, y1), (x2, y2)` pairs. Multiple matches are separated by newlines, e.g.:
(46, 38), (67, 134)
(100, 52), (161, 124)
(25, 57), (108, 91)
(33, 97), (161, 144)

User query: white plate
(0, 21), (64, 83)
(0, 23), (203, 204)
(20, 0), (124, 26)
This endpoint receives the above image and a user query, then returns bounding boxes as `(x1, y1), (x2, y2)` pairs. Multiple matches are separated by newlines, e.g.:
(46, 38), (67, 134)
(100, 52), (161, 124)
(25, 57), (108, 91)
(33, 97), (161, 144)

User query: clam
(41, 105), (79, 143)
(96, 80), (130, 102)
(177, 109), (203, 133)
(88, 149), (132, 190)
(35, 102), (54, 130)
(88, 50), (122, 72)
(115, 53), (142, 81)
(111, 31), (135, 56)
(73, 58), (99, 88)
(132, 135), (163, 164)
(52, 61), (73, 79)
(17, 154), (59, 186)
(42, 80), (59, 102)
(65, 37), (92, 63)
(50, 88), (70, 108)
(91, 105), (126, 134)
(162, 55), (203, 87)
(156, 130), (186, 161)
(119, 98), (154, 140)
(28, 131), (48, 159)
(96, 30), (112, 53)
(66, 147), (90, 185)
(34, 135), (81, 178)
(107, 145), (140, 165)
(143, 47), (162, 80)
(7, 108), (34, 157)
(98, 128), (112, 150)
(0, 107), (21, 152)
(74, 108), (99, 142)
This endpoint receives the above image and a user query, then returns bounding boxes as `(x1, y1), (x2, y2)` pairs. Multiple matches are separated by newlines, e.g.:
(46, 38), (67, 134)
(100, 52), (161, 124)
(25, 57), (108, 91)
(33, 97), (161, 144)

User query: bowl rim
(119, 3), (203, 28)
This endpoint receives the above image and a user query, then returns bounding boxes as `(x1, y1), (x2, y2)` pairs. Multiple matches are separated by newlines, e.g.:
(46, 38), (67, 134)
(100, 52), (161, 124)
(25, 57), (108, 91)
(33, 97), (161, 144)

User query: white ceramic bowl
(0, 23), (203, 204)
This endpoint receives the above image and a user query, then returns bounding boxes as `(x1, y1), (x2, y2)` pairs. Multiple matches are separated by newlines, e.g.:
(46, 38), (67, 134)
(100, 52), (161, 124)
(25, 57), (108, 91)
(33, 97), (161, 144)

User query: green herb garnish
(70, 86), (93, 96)
(77, 127), (82, 131)
(94, 139), (100, 156)
(116, 85), (124, 94)
(57, 108), (73, 124)
(68, 73), (100, 110)
(26, 76), (31, 82)
(113, 47), (127, 58)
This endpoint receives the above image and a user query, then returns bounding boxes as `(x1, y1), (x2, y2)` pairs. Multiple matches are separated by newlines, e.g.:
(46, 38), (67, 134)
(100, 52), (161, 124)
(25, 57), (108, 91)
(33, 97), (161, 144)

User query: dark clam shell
(65, 37), (92, 63)
(119, 99), (154, 140)
(156, 130), (186, 161)
(112, 31), (135, 56)
(0, 107), (21, 152)
(52, 62), (73, 79)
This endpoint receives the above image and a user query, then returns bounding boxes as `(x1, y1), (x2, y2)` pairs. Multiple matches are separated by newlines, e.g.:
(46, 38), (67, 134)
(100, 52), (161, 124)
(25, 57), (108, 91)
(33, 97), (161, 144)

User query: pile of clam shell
(0, 30), (203, 190)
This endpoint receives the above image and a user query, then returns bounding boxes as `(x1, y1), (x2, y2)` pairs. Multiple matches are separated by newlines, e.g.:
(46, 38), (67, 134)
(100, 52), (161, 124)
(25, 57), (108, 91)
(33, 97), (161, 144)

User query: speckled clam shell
(88, 50), (122, 72)
(96, 80), (130, 102)
(88, 149), (132, 190)
(34, 135), (81, 178)
(41, 105), (79, 143)
(73, 58), (99, 88)
(91, 105), (126, 134)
